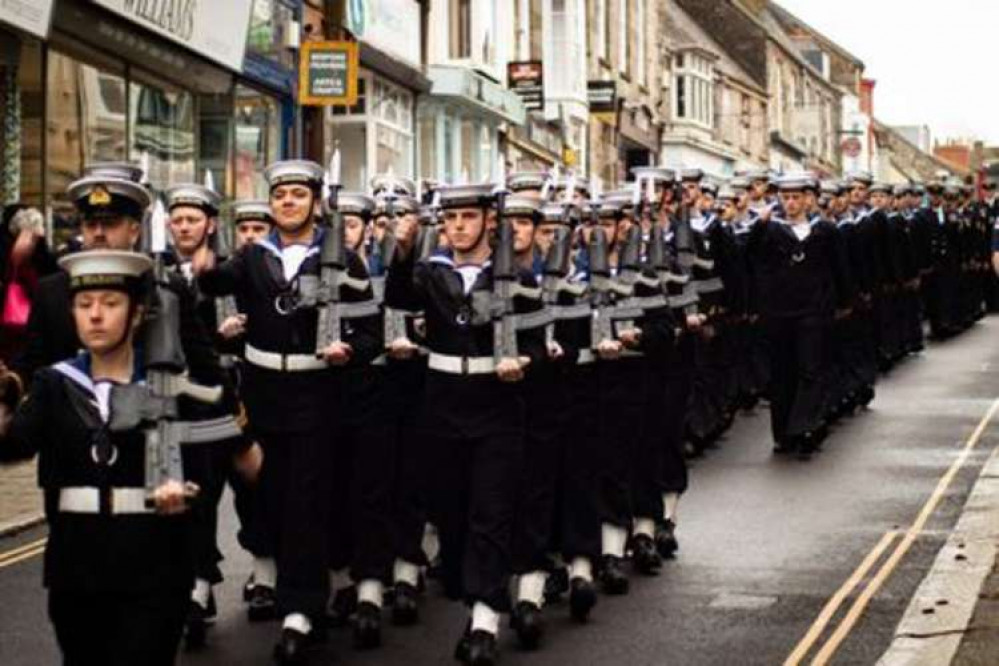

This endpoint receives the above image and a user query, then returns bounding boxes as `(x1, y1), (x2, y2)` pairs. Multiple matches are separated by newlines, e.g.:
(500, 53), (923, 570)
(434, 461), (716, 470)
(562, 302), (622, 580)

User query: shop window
(247, 0), (296, 70)
(418, 112), (438, 183)
(234, 85), (281, 200)
(449, 0), (471, 60)
(330, 77), (367, 117)
(443, 114), (455, 183)
(673, 52), (714, 128)
(45, 50), (127, 227)
(129, 76), (196, 190)
(329, 123), (368, 192)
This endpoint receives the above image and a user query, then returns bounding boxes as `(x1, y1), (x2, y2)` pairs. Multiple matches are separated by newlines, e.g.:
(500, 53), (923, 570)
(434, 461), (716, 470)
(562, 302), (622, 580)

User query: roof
(767, 1), (865, 69)
(666, 0), (767, 96)
(872, 118), (970, 178)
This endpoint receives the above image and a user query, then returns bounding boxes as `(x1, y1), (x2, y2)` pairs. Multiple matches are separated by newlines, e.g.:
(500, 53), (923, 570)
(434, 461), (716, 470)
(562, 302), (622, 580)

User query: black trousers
(428, 429), (524, 611)
(259, 425), (335, 620)
(329, 370), (397, 583)
(48, 585), (189, 666)
(182, 444), (226, 585)
(765, 315), (830, 444)
(659, 334), (693, 496)
(597, 358), (645, 529)
(512, 365), (567, 573)
(687, 330), (728, 440)
(557, 364), (602, 562)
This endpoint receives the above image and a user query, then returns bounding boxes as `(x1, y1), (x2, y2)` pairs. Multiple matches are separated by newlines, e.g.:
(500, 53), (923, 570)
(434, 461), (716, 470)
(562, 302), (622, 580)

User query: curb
(0, 513), (45, 539)
(876, 445), (999, 666)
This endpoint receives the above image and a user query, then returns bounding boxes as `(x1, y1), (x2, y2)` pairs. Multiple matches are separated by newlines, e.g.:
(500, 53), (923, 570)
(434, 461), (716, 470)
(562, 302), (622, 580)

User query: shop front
(0, 0), (299, 245)
(419, 65), (526, 185)
(618, 102), (661, 181)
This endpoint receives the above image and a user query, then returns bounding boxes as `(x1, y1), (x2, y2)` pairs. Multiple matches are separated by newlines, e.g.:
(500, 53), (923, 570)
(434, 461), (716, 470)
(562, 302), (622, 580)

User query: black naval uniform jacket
(748, 217), (854, 321)
(0, 355), (239, 594)
(384, 251), (546, 438)
(197, 229), (381, 435)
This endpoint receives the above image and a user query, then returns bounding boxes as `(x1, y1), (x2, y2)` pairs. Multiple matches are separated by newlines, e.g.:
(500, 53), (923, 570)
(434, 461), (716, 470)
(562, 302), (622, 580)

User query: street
(1, 318), (998, 666)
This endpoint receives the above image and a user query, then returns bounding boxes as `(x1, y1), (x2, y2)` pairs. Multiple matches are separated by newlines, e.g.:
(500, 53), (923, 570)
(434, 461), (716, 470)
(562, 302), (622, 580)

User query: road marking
(0, 537), (47, 569)
(787, 395), (999, 665)
(783, 530), (899, 666)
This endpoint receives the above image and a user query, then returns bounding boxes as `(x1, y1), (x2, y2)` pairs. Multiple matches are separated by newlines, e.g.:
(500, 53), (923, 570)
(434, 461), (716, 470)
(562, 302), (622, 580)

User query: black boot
(242, 573), (256, 602)
(468, 630), (498, 666)
(273, 626), (325, 665)
(248, 585), (277, 622)
(510, 601), (543, 650)
(568, 577), (597, 622)
(631, 534), (662, 575)
(655, 519), (679, 559)
(353, 601), (382, 649)
(391, 581), (419, 626)
(598, 555), (629, 595)
(543, 565), (569, 604)
(184, 600), (209, 650)
(326, 585), (357, 628)
(454, 622), (472, 663)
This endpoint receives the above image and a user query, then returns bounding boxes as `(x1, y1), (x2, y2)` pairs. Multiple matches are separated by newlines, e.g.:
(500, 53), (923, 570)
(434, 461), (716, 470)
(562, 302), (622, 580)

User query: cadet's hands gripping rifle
(587, 223), (633, 350)
(111, 198), (224, 508)
(415, 189), (442, 260)
(540, 176), (587, 349)
(378, 192), (410, 347)
(313, 150), (370, 356)
(491, 186), (542, 366)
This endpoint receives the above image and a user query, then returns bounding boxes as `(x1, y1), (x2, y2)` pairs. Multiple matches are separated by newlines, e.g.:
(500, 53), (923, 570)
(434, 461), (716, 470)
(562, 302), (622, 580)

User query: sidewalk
(0, 460), (44, 537)
(877, 444), (999, 666)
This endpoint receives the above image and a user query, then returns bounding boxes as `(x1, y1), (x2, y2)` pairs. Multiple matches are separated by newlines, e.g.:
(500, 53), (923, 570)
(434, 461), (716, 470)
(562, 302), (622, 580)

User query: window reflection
(129, 78), (195, 190)
(235, 84), (281, 200)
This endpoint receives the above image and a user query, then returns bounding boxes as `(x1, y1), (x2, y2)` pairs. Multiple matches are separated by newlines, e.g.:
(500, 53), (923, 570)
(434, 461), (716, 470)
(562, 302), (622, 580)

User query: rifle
(378, 192), (410, 346)
(311, 150), (370, 355)
(491, 188), (542, 364)
(110, 198), (224, 507)
(540, 197), (586, 349)
(587, 224), (633, 350)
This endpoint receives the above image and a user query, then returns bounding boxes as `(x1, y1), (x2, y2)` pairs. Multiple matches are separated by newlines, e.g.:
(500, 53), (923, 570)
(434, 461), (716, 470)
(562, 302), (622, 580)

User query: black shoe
(326, 585), (357, 628)
(391, 581), (419, 626)
(184, 600), (209, 650)
(568, 577), (597, 623)
(655, 519), (679, 559)
(273, 627), (320, 665)
(454, 623), (472, 663)
(248, 585), (277, 622)
(631, 534), (662, 575)
(858, 385), (875, 408)
(543, 566), (569, 604)
(468, 630), (498, 666)
(353, 601), (382, 650)
(598, 555), (629, 595)
(773, 439), (796, 455)
(510, 601), (543, 650)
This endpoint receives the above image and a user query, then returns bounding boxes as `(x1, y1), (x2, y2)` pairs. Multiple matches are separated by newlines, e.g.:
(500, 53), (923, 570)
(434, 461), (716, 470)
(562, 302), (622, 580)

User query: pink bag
(1, 280), (31, 328)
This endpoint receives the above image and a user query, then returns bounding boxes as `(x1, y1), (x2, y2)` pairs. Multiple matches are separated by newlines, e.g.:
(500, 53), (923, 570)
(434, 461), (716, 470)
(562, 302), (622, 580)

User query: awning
(425, 65), (526, 126)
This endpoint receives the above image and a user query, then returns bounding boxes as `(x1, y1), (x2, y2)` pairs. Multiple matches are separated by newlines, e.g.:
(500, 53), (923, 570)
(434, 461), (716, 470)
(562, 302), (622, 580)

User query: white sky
(775, 0), (997, 145)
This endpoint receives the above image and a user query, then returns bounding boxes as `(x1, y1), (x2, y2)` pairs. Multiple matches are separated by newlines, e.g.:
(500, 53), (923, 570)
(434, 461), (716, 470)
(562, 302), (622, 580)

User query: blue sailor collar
(53, 351), (145, 395)
(256, 227), (325, 257)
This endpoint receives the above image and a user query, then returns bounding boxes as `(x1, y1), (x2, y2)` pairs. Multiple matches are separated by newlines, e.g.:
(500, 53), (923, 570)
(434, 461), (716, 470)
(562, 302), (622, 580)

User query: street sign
(841, 137), (863, 158)
(508, 61), (544, 112)
(299, 41), (359, 107)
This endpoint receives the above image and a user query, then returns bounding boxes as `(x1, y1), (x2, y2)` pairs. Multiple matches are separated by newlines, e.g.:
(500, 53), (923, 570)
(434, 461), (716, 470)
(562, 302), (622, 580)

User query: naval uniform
(198, 228), (378, 623)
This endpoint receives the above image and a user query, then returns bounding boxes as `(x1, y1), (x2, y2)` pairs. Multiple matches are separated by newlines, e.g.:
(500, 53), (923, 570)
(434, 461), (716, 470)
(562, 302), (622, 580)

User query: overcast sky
(776, 0), (996, 146)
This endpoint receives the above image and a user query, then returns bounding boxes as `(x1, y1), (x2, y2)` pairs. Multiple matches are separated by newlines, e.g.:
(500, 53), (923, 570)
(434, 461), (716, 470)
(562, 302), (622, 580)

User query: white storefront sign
(0, 0), (54, 38)
(345, 0), (421, 68)
(91, 0), (254, 71)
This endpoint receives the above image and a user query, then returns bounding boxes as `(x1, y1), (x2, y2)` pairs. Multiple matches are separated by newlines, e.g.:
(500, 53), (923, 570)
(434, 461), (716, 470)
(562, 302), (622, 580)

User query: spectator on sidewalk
(0, 205), (58, 363)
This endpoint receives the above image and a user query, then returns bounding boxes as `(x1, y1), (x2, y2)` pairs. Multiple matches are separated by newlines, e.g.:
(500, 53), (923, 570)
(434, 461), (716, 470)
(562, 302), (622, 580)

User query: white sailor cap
(263, 160), (325, 190)
(846, 171), (874, 186)
(374, 194), (420, 217)
(334, 192), (377, 218)
(869, 182), (893, 194)
(506, 171), (549, 193)
(370, 174), (417, 198)
(598, 190), (635, 218)
(539, 201), (576, 225)
(700, 180), (719, 196)
(232, 200), (274, 225)
(821, 180), (846, 195)
(892, 183), (912, 197)
(631, 166), (677, 184)
(67, 175), (152, 218)
(680, 168), (705, 182)
(164, 184), (222, 215)
(554, 176), (590, 197)
(742, 168), (770, 182)
(776, 173), (815, 192)
(83, 162), (145, 183)
(729, 176), (750, 191)
(503, 194), (543, 221)
(58, 250), (153, 294)
(716, 186), (738, 201)
(438, 183), (498, 209)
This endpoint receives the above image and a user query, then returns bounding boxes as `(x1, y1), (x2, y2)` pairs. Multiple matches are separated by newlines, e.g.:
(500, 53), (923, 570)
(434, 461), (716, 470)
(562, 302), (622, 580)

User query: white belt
(58, 487), (151, 515)
(427, 353), (496, 375)
(245, 344), (328, 372)
(576, 349), (595, 365)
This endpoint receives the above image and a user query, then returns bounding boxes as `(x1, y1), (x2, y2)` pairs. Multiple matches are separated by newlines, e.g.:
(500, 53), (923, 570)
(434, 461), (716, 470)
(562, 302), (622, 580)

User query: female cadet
(0, 250), (209, 665)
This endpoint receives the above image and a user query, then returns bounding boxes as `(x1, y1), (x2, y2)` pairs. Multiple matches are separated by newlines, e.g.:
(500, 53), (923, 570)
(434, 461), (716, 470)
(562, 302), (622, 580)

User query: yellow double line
(786, 396), (999, 665)
(0, 537), (47, 569)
